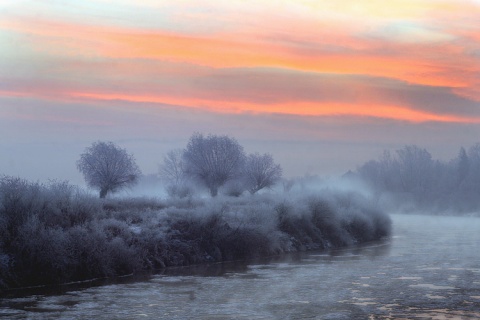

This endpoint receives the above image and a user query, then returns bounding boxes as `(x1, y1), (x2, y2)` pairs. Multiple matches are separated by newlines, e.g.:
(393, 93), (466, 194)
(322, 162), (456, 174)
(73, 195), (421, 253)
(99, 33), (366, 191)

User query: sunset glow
(1, 0), (480, 180)
(2, 1), (480, 117)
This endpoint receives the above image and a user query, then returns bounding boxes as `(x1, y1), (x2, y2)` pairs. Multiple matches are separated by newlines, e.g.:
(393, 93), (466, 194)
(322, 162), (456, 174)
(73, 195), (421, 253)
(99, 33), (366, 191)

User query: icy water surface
(1, 214), (480, 319)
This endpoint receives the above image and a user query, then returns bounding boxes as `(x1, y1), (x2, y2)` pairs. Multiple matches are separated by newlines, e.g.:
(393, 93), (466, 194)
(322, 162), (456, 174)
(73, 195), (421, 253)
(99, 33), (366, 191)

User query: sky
(1, 0), (480, 185)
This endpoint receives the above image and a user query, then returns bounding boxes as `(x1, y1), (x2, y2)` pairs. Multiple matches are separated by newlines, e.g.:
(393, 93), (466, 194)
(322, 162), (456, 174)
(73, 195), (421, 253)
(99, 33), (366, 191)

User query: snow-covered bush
(0, 176), (391, 290)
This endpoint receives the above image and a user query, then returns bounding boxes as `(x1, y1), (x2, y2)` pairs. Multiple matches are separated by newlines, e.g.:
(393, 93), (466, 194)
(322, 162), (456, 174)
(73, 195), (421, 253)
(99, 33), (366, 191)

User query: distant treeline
(355, 144), (480, 214)
(0, 176), (390, 291)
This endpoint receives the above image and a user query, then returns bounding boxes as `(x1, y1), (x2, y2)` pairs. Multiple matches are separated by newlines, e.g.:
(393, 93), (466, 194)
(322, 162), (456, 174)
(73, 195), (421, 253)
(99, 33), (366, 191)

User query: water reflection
(154, 240), (392, 282)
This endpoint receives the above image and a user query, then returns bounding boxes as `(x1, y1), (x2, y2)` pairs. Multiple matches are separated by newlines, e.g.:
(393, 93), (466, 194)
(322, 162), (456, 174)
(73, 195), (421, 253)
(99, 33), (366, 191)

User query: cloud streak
(2, 60), (479, 123)
(1, 0), (479, 118)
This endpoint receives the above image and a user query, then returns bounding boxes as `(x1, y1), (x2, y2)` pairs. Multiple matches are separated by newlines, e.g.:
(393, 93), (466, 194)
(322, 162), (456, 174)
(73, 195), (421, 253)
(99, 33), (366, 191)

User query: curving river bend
(1, 214), (480, 319)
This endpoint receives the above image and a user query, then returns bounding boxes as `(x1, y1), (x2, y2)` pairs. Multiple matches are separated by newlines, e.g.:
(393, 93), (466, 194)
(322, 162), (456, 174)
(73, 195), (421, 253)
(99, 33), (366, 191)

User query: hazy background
(1, 0), (479, 186)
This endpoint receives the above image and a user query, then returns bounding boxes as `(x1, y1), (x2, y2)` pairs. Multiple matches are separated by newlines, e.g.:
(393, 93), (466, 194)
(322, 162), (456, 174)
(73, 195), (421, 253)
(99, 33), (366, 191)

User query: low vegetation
(0, 176), (390, 291)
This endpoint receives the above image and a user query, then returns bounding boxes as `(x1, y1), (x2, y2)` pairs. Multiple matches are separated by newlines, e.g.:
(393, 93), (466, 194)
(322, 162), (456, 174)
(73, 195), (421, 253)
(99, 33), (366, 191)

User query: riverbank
(2, 214), (479, 319)
(0, 178), (391, 291)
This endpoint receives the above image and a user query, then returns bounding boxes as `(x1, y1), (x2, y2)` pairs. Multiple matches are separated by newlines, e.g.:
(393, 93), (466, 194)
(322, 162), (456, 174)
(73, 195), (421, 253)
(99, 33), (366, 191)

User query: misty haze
(1, 0), (480, 319)
(2, 135), (480, 318)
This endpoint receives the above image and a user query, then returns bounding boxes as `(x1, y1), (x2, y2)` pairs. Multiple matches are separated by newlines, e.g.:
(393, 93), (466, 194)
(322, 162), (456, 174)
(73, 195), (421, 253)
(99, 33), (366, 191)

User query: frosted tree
(183, 133), (246, 196)
(159, 149), (186, 186)
(456, 147), (469, 185)
(77, 141), (141, 198)
(466, 144), (480, 190)
(244, 153), (282, 194)
(159, 149), (192, 198)
(396, 145), (433, 196)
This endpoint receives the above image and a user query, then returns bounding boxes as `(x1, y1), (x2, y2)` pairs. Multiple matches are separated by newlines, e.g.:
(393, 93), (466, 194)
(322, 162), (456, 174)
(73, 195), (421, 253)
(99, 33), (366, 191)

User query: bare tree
(159, 149), (186, 186)
(77, 141), (141, 198)
(183, 133), (246, 196)
(159, 149), (193, 198)
(244, 153), (282, 194)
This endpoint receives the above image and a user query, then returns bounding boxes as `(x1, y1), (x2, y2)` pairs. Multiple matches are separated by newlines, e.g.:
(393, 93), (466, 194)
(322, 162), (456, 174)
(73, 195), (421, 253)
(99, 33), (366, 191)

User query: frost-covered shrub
(321, 191), (392, 242)
(134, 226), (169, 269)
(67, 191), (104, 225)
(36, 181), (102, 228)
(276, 202), (326, 250)
(65, 223), (140, 280)
(0, 175), (391, 290)
(0, 176), (42, 240)
(13, 216), (72, 285)
(0, 252), (12, 290)
(0, 210), (6, 246)
(217, 228), (272, 261)
(103, 197), (165, 213)
(308, 197), (352, 247)
(66, 224), (112, 279)
(166, 184), (195, 199)
(222, 180), (246, 197)
(98, 218), (133, 242)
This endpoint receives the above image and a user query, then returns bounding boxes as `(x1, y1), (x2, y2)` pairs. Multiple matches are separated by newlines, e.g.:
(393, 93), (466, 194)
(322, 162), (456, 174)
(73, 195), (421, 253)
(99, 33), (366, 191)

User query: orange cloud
(6, 87), (471, 124)
(1, 0), (479, 122)
(78, 28), (477, 95)
(68, 91), (480, 124)
(1, 14), (477, 91)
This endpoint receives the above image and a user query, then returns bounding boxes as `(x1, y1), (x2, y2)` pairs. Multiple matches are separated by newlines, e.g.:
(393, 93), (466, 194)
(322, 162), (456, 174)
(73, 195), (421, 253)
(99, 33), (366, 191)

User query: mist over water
(2, 214), (479, 319)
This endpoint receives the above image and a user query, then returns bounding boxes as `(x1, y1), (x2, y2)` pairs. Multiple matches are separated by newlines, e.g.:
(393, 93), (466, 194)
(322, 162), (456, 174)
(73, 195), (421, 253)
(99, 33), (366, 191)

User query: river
(1, 214), (480, 319)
